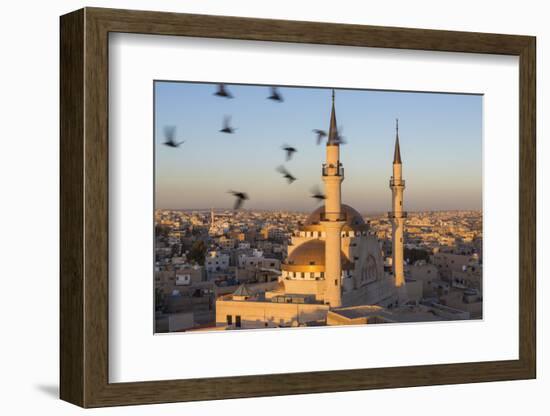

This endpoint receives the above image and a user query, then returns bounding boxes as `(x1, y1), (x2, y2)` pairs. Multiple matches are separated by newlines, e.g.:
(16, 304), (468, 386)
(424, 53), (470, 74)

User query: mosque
(215, 91), (442, 329)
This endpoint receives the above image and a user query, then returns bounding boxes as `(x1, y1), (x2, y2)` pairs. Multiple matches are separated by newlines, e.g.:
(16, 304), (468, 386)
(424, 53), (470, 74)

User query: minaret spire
(321, 89), (345, 308)
(389, 119), (406, 292)
(327, 89), (339, 146)
(393, 118), (402, 164)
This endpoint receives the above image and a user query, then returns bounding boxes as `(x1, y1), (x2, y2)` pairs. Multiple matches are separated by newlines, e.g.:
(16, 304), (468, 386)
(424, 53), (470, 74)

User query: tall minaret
(322, 90), (345, 308)
(389, 119), (406, 288)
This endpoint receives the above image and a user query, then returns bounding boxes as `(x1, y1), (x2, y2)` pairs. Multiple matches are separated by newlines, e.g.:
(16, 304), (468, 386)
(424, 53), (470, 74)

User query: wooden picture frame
(60, 7), (536, 408)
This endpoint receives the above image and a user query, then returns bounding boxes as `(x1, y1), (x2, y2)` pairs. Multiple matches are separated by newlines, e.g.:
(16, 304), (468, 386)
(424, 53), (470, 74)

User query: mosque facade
(215, 91), (438, 330)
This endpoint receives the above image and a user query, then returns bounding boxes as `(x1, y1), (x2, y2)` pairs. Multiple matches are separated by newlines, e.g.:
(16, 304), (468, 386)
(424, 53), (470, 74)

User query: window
(236, 315), (241, 328)
(335, 279), (338, 286)
(226, 315), (232, 325)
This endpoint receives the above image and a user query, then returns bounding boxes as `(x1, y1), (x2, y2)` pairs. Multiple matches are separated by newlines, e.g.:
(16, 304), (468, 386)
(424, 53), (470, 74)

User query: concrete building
(154, 265), (205, 295)
(205, 251), (230, 275)
(407, 261), (439, 298)
(237, 249), (281, 271)
(431, 251), (480, 280)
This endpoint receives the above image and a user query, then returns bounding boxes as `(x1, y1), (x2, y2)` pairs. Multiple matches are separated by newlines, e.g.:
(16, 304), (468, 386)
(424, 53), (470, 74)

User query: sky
(154, 81), (482, 213)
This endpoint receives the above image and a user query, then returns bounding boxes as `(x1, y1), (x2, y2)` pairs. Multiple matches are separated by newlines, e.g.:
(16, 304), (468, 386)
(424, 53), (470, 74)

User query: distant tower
(389, 119), (406, 288)
(210, 207), (215, 226)
(322, 90), (345, 307)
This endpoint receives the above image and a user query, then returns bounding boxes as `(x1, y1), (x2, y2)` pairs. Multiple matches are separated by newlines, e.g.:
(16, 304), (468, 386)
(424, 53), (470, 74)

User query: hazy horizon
(155, 82), (482, 212)
(155, 207), (482, 214)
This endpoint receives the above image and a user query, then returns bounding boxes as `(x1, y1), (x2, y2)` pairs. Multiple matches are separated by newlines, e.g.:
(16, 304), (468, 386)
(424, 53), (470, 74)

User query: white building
(205, 251), (230, 274)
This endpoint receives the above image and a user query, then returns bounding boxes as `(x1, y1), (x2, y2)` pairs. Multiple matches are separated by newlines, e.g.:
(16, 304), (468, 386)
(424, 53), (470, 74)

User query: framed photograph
(60, 7), (536, 408)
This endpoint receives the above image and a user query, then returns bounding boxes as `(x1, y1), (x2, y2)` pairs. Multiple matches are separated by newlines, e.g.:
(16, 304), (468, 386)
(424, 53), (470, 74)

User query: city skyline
(154, 84), (483, 332)
(155, 81), (482, 212)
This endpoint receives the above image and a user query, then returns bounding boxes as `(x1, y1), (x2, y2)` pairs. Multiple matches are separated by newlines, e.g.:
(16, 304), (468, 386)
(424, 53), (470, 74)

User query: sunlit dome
(283, 239), (352, 271)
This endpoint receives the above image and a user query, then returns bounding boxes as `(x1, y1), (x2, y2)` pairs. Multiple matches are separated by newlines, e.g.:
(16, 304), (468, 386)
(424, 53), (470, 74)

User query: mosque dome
(305, 204), (366, 229)
(283, 239), (352, 272)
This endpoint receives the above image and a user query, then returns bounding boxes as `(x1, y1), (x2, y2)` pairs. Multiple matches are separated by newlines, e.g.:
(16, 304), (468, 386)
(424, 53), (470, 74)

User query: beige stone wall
(326, 310), (393, 326)
(281, 279), (326, 301)
(216, 300), (329, 329)
(408, 263), (439, 297)
(404, 279), (423, 303)
(440, 290), (482, 319)
(214, 281), (279, 297)
(450, 269), (482, 290)
(353, 234), (385, 289)
(326, 311), (368, 326)
(431, 252), (479, 280)
(342, 276), (395, 307)
(154, 268), (205, 295)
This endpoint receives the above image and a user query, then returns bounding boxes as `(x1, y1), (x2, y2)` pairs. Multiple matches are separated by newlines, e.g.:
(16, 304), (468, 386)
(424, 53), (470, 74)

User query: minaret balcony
(320, 212), (347, 222)
(388, 211), (408, 219)
(389, 178), (405, 187)
(322, 163), (344, 177)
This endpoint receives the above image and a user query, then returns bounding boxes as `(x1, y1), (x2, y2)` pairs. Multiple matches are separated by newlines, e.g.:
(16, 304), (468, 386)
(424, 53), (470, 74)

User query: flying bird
(220, 116), (237, 134)
(267, 87), (283, 102)
(281, 144), (297, 161)
(310, 186), (326, 202)
(214, 83), (233, 98)
(162, 126), (185, 148)
(334, 125), (347, 145)
(228, 191), (249, 210)
(276, 165), (297, 184)
(312, 129), (327, 145)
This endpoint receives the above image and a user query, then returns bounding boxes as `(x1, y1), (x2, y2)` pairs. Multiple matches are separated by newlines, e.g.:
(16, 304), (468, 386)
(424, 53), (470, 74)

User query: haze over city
(155, 82), (482, 212)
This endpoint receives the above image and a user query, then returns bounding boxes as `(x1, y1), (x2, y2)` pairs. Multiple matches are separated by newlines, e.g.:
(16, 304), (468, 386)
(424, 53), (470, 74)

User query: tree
(155, 287), (165, 312)
(187, 240), (207, 265)
(155, 224), (171, 238)
(404, 247), (430, 264)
